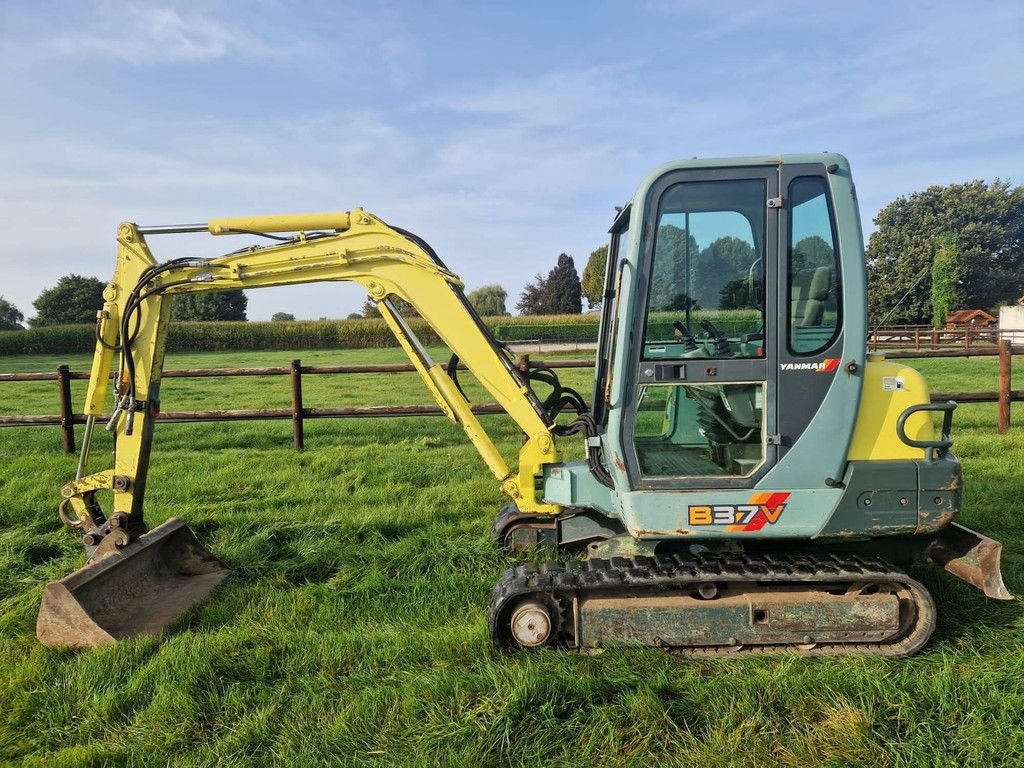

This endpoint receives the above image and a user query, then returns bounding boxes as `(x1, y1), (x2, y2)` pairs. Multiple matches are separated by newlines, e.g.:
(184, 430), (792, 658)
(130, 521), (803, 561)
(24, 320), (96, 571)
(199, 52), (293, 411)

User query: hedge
(0, 310), (763, 355)
(0, 316), (582, 355)
(492, 323), (599, 342)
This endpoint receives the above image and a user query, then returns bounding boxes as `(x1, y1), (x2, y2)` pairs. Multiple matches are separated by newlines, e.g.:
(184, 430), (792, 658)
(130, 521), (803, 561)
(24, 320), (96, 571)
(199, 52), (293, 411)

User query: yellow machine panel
(847, 356), (936, 461)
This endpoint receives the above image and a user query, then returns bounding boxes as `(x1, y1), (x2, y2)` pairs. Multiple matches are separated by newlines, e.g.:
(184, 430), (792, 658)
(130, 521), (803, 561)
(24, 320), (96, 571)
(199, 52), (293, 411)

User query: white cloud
(422, 64), (642, 128)
(46, 1), (274, 65)
(645, 1), (782, 38)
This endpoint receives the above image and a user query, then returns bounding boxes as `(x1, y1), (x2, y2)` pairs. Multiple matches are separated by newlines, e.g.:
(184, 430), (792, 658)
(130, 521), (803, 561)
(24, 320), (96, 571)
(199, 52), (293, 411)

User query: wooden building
(944, 309), (997, 329)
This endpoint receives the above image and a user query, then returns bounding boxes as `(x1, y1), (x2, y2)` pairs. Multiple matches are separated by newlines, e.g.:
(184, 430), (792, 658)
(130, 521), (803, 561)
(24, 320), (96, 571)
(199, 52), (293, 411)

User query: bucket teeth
(36, 518), (229, 649)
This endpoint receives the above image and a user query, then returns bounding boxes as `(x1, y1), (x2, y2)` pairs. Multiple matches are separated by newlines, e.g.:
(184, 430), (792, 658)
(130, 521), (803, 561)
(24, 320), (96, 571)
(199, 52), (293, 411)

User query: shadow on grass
(912, 564), (1021, 650)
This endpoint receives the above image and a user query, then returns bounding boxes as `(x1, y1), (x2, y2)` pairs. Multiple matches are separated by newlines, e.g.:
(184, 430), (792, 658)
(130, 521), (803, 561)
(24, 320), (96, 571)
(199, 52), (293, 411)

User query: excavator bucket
(929, 522), (1012, 601)
(37, 518), (229, 649)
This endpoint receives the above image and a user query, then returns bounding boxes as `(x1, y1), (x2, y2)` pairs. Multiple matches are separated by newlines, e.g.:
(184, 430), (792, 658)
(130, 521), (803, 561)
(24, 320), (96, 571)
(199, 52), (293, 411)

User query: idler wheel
(509, 600), (553, 647)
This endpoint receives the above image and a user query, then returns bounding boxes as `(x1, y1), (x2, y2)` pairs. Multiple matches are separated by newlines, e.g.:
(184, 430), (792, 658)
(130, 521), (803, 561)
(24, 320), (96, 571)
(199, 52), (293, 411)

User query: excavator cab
(38, 154), (1010, 657)
(493, 155), (1009, 653)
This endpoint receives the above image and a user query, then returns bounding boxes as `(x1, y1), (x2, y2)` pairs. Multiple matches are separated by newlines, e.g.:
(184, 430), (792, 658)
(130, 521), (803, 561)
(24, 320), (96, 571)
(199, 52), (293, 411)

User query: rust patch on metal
(916, 507), (957, 535)
(577, 590), (900, 648)
(937, 477), (962, 492)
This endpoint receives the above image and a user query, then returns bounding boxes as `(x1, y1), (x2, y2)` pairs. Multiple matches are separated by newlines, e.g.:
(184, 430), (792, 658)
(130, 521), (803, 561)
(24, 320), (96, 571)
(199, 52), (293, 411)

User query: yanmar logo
(780, 358), (839, 373)
(688, 492), (791, 532)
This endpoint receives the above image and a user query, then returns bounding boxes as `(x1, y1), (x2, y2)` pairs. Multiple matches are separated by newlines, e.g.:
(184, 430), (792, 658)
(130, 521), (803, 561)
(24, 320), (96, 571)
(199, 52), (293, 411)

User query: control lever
(699, 319), (731, 355)
(672, 320), (699, 352)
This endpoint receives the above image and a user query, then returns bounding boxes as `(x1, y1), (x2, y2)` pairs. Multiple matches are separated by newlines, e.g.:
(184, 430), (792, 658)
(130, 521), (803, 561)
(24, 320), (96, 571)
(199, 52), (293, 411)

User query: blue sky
(1, 1), (1022, 321)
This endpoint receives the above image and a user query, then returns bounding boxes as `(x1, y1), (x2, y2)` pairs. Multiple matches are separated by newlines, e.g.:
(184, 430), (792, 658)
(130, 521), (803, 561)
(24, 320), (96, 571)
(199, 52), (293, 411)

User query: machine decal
(688, 492), (791, 531)
(779, 358), (839, 373)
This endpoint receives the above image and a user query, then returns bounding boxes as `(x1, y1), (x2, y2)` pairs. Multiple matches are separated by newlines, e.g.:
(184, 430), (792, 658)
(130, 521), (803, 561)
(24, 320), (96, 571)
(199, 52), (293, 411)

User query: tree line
(0, 253), (597, 329)
(3, 178), (1021, 331)
(0, 277), (251, 329)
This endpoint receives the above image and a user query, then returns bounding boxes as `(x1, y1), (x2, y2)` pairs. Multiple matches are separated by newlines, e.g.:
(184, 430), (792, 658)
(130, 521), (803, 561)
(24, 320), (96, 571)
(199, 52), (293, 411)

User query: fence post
(998, 340), (1011, 434)
(914, 328), (920, 350)
(930, 329), (938, 349)
(290, 359), (304, 451)
(57, 364), (75, 453)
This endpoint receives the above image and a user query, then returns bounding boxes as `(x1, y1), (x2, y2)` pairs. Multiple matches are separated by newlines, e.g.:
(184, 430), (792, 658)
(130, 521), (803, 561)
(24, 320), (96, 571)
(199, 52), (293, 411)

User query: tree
(718, 279), (749, 310)
(866, 180), (1024, 325)
(516, 253), (583, 315)
(930, 235), (961, 328)
(172, 290), (248, 321)
(516, 274), (548, 315)
(697, 236), (756, 309)
(649, 225), (702, 312)
(271, 312), (296, 322)
(31, 275), (106, 326)
(581, 245), (607, 309)
(0, 296), (25, 330)
(792, 235), (834, 273)
(466, 284), (509, 316)
(545, 253), (582, 314)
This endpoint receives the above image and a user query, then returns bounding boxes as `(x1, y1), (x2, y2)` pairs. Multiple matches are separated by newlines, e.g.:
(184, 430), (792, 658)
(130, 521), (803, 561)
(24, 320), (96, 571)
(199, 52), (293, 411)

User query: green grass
(1, 349), (1023, 766)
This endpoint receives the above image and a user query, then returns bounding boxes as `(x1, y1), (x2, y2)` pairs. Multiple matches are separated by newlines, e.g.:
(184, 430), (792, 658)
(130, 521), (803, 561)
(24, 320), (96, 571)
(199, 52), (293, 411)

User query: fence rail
(0, 344), (1016, 452)
(0, 357), (595, 452)
(868, 325), (1022, 352)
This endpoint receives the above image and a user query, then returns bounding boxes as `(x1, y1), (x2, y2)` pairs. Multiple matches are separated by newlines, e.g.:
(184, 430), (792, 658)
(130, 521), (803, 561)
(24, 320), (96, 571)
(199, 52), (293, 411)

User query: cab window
(787, 176), (841, 355)
(644, 179), (766, 360)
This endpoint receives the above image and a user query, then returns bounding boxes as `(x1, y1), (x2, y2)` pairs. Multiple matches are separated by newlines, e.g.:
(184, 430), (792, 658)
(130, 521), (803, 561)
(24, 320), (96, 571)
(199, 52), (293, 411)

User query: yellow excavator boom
(40, 209), (566, 648)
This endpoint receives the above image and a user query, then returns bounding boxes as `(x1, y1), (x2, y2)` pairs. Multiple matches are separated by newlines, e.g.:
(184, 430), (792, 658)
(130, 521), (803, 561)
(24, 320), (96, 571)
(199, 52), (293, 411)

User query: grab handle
(896, 401), (956, 459)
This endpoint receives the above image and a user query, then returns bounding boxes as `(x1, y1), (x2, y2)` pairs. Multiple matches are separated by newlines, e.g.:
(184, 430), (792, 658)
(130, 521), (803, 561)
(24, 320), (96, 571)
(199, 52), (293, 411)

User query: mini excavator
(38, 154), (1011, 656)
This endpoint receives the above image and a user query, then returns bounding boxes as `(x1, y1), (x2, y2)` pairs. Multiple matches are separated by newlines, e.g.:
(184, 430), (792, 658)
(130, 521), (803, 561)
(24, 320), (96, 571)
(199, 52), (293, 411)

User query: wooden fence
(0, 344), (1017, 453)
(0, 358), (588, 453)
(868, 324), (1017, 351)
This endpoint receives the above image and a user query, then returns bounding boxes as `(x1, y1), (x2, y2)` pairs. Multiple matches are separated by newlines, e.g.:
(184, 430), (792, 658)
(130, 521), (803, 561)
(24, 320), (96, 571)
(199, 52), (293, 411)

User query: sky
(1, 1), (1022, 322)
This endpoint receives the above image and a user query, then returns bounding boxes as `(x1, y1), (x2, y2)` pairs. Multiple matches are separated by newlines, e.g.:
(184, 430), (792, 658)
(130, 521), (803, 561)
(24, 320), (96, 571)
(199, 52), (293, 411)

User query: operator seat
(791, 266), (833, 327)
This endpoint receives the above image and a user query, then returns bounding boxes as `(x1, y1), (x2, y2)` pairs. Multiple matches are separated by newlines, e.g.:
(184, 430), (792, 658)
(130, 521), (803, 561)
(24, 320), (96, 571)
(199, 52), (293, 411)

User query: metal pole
(684, 211), (690, 330)
(999, 339), (1011, 434)
(135, 223), (208, 235)
(57, 365), (75, 453)
(76, 416), (96, 479)
(290, 359), (304, 451)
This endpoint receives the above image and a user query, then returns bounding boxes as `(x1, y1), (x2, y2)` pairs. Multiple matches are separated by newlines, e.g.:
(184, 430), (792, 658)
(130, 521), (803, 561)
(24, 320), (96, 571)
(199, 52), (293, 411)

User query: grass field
(1, 348), (1023, 767)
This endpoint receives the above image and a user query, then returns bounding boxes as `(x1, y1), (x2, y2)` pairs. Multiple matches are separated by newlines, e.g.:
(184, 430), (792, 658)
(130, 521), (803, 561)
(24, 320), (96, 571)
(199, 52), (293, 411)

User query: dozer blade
(929, 522), (1013, 600)
(37, 518), (229, 649)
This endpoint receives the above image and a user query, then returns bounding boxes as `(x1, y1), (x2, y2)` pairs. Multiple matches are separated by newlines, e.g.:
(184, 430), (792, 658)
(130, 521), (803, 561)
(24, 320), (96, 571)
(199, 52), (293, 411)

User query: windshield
(644, 178), (766, 360)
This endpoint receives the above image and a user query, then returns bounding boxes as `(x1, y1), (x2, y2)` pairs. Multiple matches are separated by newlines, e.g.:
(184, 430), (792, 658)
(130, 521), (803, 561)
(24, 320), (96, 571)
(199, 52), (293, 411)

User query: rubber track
(488, 551), (936, 658)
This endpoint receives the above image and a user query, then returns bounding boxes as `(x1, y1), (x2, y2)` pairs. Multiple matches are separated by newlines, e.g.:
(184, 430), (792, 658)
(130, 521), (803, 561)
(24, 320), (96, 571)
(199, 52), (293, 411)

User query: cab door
(623, 167), (780, 490)
(775, 166), (845, 459)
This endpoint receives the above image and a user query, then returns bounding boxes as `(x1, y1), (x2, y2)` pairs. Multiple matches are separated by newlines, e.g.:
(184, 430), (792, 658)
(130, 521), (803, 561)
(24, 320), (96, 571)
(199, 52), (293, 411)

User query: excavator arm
(61, 209), (565, 561)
